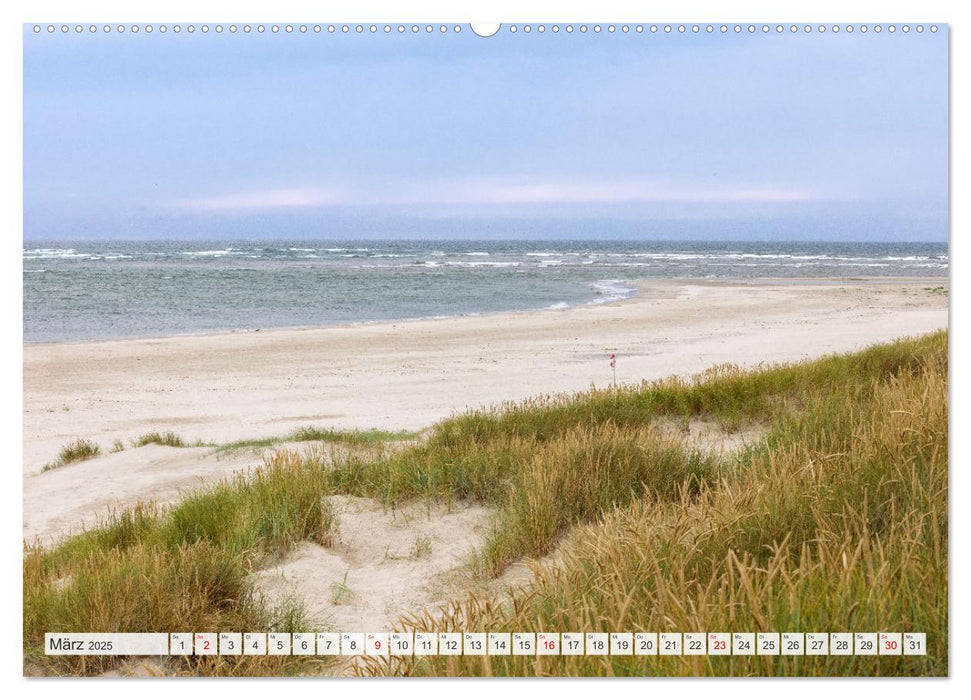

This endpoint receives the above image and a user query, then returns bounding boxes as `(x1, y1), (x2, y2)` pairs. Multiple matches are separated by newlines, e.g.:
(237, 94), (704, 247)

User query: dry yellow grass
(367, 334), (947, 676)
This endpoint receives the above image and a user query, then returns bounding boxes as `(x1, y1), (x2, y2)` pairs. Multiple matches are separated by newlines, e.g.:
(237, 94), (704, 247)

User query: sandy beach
(24, 278), (947, 545)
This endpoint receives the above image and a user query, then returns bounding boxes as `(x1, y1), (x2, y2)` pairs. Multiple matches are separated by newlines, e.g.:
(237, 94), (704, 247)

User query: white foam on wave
(588, 279), (637, 305)
(23, 248), (93, 260)
(446, 261), (521, 268)
(181, 249), (239, 257)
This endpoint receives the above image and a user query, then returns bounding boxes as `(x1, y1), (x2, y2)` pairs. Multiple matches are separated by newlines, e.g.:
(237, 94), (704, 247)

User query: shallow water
(22, 240), (948, 343)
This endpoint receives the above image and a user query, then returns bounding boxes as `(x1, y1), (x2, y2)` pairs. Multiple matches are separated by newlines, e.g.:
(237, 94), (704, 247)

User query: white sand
(253, 496), (501, 632)
(23, 278), (948, 545)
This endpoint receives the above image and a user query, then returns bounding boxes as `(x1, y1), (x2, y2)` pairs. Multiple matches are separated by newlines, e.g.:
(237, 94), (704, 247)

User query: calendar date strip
(45, 631), (926, 657)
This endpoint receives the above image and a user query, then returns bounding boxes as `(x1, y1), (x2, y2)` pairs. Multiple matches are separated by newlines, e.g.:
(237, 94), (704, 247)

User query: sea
(22, 240), (949, 344)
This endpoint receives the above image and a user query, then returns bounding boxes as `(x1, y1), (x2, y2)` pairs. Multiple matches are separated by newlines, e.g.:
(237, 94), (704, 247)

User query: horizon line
(22, 237), (949, 244)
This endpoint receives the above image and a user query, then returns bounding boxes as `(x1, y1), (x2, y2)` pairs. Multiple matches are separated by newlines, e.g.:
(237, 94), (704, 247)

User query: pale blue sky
(23, 25), (948, 240)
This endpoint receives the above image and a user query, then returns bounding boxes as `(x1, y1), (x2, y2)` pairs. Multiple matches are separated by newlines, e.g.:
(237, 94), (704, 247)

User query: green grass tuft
(133, 431), (187, 448)
(215, 426), (420, 455)
(42, 439), (101, 472)
(288, 426), (419, 445)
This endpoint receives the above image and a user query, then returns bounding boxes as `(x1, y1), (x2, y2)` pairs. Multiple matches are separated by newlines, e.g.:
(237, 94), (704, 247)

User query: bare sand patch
(252, 497), (497, 632)
(657, 418), (767, 456)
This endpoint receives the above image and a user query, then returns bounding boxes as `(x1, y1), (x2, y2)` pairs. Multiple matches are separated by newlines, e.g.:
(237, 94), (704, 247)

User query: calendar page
(19, 4), (950, 683)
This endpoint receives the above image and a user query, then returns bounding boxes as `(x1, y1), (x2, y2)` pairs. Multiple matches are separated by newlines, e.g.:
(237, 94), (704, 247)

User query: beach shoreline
(24, 277), (947, 472)
(22, 275), (945, 350)
(23, 277), (948, 543)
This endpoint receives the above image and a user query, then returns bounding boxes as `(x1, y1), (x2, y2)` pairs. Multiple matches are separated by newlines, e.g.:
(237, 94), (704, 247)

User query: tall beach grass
(378, 332), (948, 676)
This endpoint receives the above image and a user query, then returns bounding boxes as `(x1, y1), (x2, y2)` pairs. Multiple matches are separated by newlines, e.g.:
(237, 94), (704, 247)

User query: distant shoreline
(22, 274), (949, 348)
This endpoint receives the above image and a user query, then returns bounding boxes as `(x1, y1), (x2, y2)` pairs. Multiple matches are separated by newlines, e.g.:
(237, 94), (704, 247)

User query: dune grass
(215, 437), (279, 453)
(133, 431), (188, 448)
(374, 332), (948, 677)
(42, 438), (101, 472)
(104, 426), (408, 456)
(133, 431), (218, 449)
(289, 426), (418, 445)
(475, 425), (716, 575)
(24, 332), (947, 676)
(215, 426), (420, 455)
(24, 452), (336, 676)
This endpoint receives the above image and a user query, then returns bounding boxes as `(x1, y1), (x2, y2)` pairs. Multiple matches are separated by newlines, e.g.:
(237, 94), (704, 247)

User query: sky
(23, 24), (948, 241)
